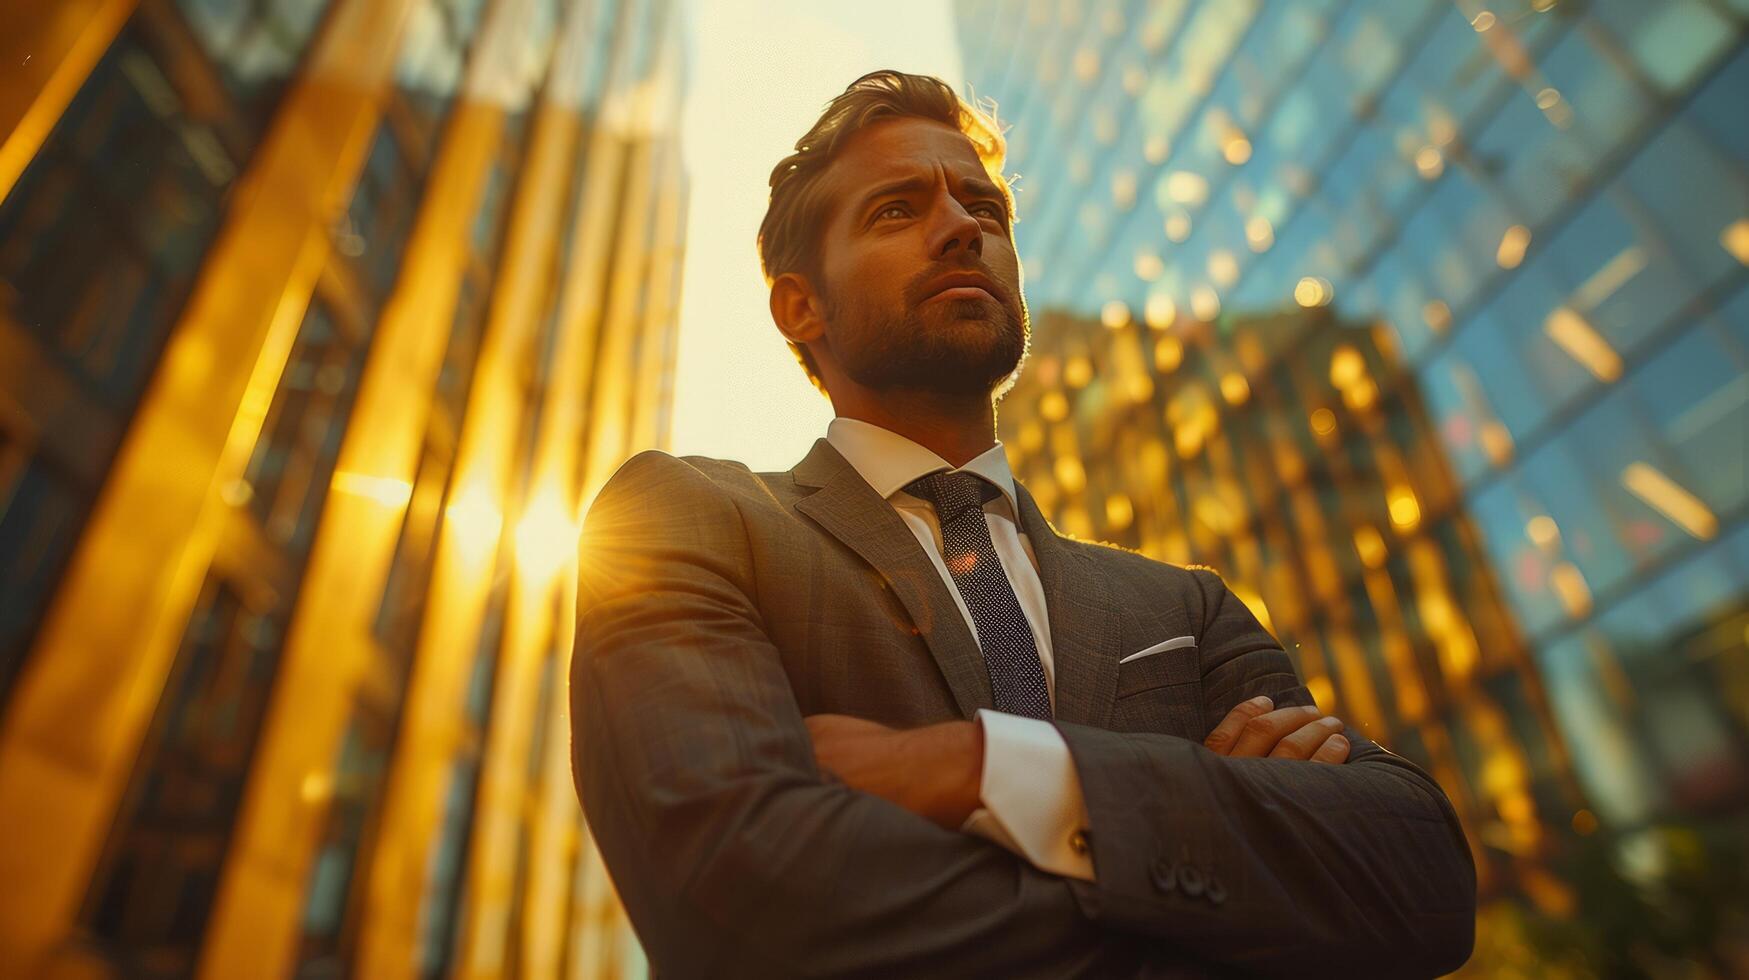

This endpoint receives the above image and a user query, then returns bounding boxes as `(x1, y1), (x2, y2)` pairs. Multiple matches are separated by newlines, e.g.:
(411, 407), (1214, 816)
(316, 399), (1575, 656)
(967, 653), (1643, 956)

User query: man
(572, 70), (1476, 978)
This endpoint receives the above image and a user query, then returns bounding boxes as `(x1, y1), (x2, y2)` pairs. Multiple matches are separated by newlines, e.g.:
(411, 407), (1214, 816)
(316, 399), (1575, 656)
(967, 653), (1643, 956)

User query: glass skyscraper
(0, 0), (684, 975)
(956, 0), (1748, 971)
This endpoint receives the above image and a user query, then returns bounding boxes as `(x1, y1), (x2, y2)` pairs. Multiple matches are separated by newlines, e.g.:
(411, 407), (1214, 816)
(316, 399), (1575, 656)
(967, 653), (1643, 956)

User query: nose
(929, 197), (983, 262)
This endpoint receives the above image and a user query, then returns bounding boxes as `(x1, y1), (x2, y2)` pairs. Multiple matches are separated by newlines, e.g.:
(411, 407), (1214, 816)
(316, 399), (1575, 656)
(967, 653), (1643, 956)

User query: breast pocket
(1113, 641), (1203, 737)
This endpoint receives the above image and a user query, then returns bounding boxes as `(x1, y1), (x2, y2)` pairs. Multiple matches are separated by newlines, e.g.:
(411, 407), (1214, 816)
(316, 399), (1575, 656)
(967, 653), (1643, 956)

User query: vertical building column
(0, 0), (418, 970)
(195, 0), (524, 973)
(353, 4), (585, 973)
(0, 0), (136, 203)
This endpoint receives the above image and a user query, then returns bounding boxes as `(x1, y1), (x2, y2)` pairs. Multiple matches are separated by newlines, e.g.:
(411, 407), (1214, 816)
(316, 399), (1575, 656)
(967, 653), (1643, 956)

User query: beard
(821, 268), (1030, 398)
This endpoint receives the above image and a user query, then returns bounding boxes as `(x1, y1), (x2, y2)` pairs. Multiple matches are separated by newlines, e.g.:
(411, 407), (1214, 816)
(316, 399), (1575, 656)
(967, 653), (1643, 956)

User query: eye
(876, 203), (910, 220)
(972, 203), (1006, 221)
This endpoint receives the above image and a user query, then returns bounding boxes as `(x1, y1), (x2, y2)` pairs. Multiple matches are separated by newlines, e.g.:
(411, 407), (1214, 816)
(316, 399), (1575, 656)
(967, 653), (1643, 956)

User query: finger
(1267, 716), (1347, 760)
(1203, 695), (1274, 755)
(1229, 704), (1323, 757)
(1309, 732), (1350, 765)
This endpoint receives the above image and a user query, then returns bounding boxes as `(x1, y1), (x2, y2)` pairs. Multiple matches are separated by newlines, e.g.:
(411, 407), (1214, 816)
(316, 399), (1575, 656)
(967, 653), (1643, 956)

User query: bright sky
(669, 0), (968, 471)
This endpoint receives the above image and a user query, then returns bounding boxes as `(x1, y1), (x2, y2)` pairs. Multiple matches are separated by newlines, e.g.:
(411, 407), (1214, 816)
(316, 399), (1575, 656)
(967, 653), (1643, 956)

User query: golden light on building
(1721, 218), (1749, 265)
(1219, 371), (1251, 406)
(1143, 134), (1171, 164)
(1414, 145), (1445, 180)
(1423, 299), (1453, 333)
(1104, 492), (1135, 530)
(331, 471), (415, 511)
(1190, 284), (1222, 321)
(1144, 292), (1178, 330)
(1294, 275), (1333, 307)
(1164, 211), (1192, 241)
(1329, 344), (1367, 389)
(1536, 87), (1573, 127)
(1496, 224), (1531, 269)
(1525, 514), (1562, 551)
(1162, 170), (1209, 206)
(513, 488), (580, 586)
(1354, 524), (1388, 568)
(1621, 461), (1720, 540)
(1387, 486), (1422, 532)
(1245, 214), (1275, 252)
(1100, 299), (1131, 329)
(1134, 250), (1165, 281)
(1550, 561), (1594, 618)
(1208, 248), (1239, 287)
(1153, 335), (1184, 371)
(1064, 354), (1094, 388)
(1110, 168), (1137, 209)
(1343, 378), (1380, 412)
(1053, 455), (1087, 494)
(445, 480), (506, 568)
(1222, 135), (1252, 165)
(1039, 388), (1070, 421)
(1309, 406), (1338, 438)
(1544, 306), (1623, 381)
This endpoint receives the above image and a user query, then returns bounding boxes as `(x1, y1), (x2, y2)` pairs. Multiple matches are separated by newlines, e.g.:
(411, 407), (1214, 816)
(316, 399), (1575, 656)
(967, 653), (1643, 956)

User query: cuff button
(1149, 857), (1177, 894)
(1177, 863), (1205, 898)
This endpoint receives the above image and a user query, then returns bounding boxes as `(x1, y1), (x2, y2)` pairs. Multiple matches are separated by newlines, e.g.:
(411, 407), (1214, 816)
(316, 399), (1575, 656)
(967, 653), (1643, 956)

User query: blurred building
(958, 0), (1749, 970)
(0, 0), (685, 976)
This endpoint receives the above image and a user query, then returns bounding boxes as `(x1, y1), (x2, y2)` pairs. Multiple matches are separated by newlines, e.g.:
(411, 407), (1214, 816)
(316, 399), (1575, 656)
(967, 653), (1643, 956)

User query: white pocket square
(1119, 634), (1197, 664)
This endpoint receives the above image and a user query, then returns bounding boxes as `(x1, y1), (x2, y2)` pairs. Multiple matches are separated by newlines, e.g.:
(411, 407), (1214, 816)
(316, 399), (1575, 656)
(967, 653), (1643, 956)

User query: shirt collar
(826, 416), (1020, 516)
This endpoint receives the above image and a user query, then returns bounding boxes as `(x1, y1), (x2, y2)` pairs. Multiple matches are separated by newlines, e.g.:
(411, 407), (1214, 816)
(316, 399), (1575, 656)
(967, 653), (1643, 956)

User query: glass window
(1686, 46), (1749, 165)
(1630, 317), (1749, 517)
(174, 0), (331, 112)
(1618, 119), (1749, 292)
(0, 33), (230, 406)
(1590, 0), (1737, 94)
(1540, 189), (1699, 359)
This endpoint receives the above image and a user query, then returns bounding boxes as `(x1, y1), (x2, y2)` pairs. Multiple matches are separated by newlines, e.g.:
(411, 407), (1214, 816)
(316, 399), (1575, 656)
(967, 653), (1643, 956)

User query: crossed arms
(571, 452), (1476, 977)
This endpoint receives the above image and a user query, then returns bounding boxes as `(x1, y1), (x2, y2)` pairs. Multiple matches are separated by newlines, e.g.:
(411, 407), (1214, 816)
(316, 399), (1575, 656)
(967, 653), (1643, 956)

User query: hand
(803, 713), (984, 830)
(1203, 696), (1350, 763)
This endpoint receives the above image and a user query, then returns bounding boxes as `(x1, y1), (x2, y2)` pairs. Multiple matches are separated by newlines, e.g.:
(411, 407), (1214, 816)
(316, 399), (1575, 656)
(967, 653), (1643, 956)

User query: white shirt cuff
(957, 708), (1095, 882)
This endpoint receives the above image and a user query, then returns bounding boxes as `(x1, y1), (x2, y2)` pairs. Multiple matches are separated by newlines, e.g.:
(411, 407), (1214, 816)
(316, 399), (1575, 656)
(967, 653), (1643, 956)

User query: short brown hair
(757, 70), (1017, 395)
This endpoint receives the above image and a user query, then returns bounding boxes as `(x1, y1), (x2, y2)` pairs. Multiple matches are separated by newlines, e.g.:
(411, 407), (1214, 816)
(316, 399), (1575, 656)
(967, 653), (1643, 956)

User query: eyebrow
(856, 174), (1007, 219)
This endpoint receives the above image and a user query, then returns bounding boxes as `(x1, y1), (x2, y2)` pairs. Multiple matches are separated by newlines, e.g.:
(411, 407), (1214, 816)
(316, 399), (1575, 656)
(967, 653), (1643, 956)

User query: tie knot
(904, 470), (997, 523)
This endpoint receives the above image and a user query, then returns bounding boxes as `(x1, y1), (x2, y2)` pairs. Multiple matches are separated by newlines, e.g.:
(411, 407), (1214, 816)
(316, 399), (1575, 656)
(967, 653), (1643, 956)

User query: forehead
(819, 117), (991, 215)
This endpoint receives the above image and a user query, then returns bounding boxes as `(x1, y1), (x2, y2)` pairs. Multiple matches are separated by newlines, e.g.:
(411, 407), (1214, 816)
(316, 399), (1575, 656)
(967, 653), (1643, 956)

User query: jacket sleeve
(1053, 567), (1478, 978)
(569, 451), (1136, 978)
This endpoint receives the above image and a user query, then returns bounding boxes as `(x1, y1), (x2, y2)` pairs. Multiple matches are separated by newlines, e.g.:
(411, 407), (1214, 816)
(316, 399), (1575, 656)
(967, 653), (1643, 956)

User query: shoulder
(590, 449), (775, 511)
(1061, 534), (1232, 613)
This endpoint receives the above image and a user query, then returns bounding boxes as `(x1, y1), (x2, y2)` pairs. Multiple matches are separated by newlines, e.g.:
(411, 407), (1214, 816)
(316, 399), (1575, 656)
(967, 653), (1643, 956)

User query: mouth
(926, 285), (997, 303)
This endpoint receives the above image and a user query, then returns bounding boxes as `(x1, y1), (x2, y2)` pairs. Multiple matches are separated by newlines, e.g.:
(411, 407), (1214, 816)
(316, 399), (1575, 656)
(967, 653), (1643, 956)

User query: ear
(769, 271), (827, 349)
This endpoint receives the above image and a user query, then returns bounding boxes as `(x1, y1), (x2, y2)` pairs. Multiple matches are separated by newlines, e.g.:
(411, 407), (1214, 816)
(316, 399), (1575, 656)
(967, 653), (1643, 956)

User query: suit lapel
(1013, 483), (1123, 728)
(791, 439), (994, 717)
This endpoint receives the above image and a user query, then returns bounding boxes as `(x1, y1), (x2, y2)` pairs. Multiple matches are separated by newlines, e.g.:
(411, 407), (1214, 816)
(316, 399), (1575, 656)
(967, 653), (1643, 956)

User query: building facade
(957, 0), (1748, 970)
(0, 0), (684, 976)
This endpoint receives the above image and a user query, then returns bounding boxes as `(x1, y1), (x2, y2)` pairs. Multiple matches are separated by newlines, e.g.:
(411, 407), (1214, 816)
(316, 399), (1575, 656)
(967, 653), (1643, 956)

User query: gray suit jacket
(571, 440), (1476, 979)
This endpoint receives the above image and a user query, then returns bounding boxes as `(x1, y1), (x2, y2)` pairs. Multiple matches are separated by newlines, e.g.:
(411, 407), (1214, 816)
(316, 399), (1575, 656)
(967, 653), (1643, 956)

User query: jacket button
(1205, 873), (1227, 905)
(1177, 863), (1205, 898)
(1068, 829), (1090, 856)
(1149, 857), (1177, 894)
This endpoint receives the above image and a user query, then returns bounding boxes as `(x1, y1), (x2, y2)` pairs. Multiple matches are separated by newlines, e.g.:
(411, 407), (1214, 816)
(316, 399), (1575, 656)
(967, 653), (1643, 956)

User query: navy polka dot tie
(904, 471), (1053, 720)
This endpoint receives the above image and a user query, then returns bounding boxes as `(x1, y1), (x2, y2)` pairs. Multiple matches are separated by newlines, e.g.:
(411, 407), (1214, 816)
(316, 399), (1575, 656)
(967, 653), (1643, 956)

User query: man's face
(809, 116), (1028, 397)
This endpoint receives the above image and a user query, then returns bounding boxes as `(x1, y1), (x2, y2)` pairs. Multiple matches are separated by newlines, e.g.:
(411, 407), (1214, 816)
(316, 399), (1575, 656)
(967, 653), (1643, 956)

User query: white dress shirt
(825, 417), (1096, 882)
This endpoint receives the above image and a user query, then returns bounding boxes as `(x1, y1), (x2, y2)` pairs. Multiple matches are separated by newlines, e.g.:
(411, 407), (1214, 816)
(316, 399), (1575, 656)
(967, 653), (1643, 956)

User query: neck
(832, 389), (998, 468)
